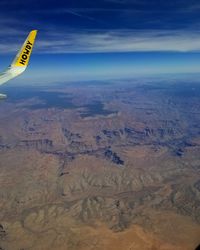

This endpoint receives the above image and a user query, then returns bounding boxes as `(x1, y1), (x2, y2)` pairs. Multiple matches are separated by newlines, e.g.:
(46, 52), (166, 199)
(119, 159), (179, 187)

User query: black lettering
(24, 48), (30, 55)
(22, 54), (28, 60)
(20, 59), (26, 65)
(27, 41), (32, 46)
(26, 45), (31, 50)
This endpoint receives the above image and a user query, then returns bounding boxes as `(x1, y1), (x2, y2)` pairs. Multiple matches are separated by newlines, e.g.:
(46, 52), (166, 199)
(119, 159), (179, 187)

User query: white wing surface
(0, 30), (37, 98)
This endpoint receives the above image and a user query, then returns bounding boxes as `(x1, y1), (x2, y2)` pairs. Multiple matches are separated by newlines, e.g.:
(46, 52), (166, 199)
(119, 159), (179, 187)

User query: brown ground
(0, 81), (200, 249)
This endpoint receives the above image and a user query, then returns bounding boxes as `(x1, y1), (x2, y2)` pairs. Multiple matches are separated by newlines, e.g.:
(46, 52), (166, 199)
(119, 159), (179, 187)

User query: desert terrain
(0, 79), (199, 250)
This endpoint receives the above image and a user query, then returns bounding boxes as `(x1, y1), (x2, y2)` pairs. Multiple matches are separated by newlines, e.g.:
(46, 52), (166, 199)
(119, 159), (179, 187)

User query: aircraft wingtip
(31, 30), (38, 34)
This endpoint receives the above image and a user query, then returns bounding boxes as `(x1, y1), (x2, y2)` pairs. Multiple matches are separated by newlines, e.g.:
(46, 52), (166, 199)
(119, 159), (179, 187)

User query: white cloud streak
(0, 18), (200, 54)
(31, 30), (200, 54)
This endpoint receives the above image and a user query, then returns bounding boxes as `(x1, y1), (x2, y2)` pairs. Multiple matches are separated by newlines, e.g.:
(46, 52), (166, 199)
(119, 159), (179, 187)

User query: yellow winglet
(12, 30), (37, 67)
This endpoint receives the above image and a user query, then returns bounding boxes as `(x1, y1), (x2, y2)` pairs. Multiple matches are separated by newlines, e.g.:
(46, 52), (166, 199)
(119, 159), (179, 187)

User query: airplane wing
(0, 30), (37, 97)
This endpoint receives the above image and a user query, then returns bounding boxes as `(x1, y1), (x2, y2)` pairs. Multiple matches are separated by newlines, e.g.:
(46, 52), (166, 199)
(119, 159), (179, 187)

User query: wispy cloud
(30, 30), (200, 54)
(1, 1), (200, 55)
(1, 29), (200, 54)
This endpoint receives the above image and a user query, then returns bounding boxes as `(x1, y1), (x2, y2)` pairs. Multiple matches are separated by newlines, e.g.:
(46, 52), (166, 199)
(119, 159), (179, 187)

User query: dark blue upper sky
(1, 0), (200, 83)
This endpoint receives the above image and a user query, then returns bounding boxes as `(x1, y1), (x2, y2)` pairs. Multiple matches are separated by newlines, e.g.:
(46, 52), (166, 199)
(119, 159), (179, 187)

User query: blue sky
(1, 0), (200, 83)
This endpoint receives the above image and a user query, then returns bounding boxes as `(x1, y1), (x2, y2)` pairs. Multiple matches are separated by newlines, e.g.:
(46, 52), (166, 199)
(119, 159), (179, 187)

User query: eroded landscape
(0, 78), (200, 250)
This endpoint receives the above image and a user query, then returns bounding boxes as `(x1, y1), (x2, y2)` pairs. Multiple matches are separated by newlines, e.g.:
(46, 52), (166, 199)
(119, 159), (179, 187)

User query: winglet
(0, 30), (37, 92)
(11, 30), (37, 68)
